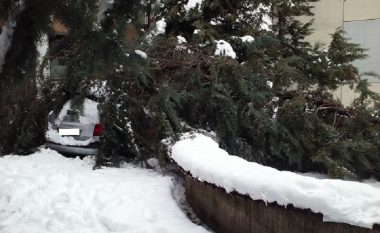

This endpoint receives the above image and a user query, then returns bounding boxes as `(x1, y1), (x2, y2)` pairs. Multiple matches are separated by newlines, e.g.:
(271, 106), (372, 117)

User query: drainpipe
(339, 0), (346, 102)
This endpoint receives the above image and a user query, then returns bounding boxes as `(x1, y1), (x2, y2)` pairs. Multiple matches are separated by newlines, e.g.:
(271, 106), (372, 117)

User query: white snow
(210, 18), (222, 26)
(237, 3), (271, 31)
(214, 40), (236, 59)
(184, 0), (203, 12)
(89, 80), (108, 98)
(0, 20), (16, 73)
(36, 34), (49, 66)
(255, 4), (272, 31)
(79, 99), (100, 124)
(135, 50), (147, 59)
(177, 36), (187, 44)
(155, 19), (167, 35)
(46, 99), (100, 146)
(0, 149), (209, 233)
(36, 34), (50, 78)
(175, 36), (187, 51)
(266, 80), (273, 88)
(55, 100), (71, 124)
(171, 133), (380, 229)
(240, 35), (255, 43)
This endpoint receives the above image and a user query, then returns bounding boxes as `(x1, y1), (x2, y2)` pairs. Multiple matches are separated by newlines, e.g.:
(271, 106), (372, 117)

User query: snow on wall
(171, 133), (380, 229)
(0, 20), (16, 73)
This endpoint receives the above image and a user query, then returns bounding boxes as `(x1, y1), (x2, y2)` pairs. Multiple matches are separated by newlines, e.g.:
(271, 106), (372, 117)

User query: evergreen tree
(55, 0), (148, 166)
(0, 0), (19, 25)
(0, 0), (59, 154)
(0, 0), (378, 180)
(149, 0), (380, 179)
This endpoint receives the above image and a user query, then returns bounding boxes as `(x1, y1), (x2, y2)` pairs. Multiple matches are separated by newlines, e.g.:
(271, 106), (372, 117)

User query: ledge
(184, 174), (380, 233)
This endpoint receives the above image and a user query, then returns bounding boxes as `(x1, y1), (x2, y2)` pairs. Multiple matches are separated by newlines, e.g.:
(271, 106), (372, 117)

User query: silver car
(45, 98), (102, 156)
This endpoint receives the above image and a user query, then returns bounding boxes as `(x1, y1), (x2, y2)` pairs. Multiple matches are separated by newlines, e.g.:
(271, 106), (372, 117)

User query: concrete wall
(184, 175), (380, 233)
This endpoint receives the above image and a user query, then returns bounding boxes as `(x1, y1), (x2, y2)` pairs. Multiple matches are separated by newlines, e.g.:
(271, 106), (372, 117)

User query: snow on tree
(0, 0), (378, 180)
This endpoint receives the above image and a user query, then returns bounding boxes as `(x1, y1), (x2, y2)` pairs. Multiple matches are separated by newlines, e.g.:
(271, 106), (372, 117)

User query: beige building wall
(344, 0), (380, 21)
(302, 0), (380, 105)
(334, 83), (380, 107)
(306, 0), (344, 46)
(306, 0), (380, 45)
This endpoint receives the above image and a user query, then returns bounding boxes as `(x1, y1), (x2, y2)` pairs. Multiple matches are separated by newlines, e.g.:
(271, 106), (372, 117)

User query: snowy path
(0, 149), (209, 233)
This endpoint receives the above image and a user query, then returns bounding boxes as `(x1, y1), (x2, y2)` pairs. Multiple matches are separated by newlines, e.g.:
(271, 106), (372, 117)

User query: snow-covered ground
(0, 149), (209, 233)
(171, 133), (380, 229)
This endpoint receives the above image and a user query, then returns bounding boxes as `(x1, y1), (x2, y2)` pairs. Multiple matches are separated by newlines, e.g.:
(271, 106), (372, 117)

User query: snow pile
(135, 50), (147, 59)
(171, 133), (380, 229)
(0, 149), (209, 233)
(214, 40), (236, 59)
(184, 0), (203, 12)
(0, 20), (16, 73)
